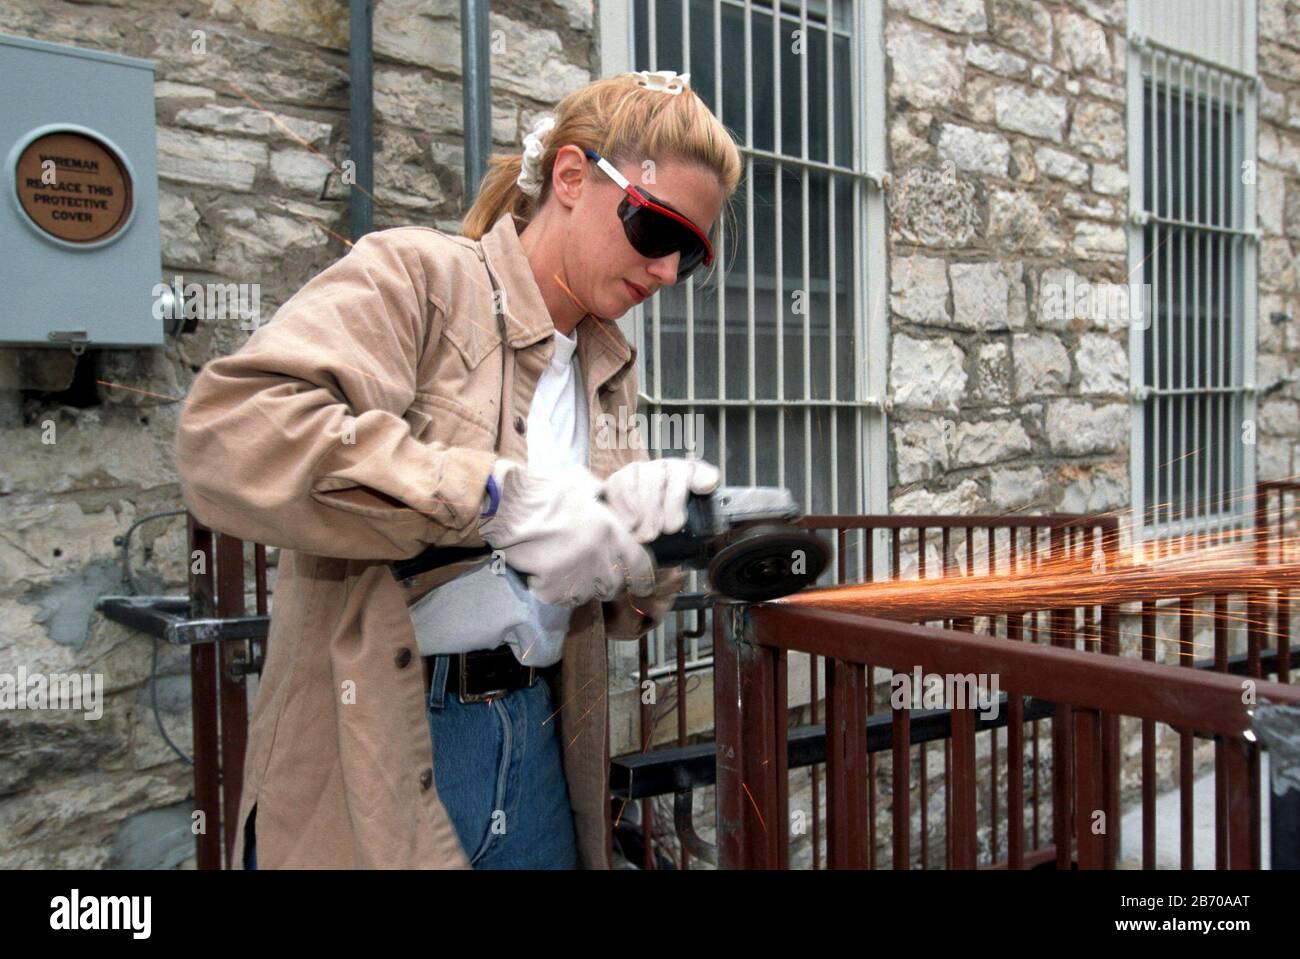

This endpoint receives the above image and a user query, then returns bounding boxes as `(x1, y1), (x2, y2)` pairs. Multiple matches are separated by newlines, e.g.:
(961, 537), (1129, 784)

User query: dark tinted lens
(674, 244), (708, 280)
(619, 198), (708, 275)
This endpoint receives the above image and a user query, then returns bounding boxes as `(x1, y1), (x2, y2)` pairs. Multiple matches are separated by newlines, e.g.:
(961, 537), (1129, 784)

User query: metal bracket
(47, 330), (89, 356)
(728, 602), (749, 649)
(1128, 210), (1152, 227)
(866, 170), (891, 192)
(228, 648), (265, 681)
(167, 615), (270, 646)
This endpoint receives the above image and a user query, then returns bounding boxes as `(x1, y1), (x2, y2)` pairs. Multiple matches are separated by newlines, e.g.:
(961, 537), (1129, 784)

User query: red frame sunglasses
(583, 148), (715, 282)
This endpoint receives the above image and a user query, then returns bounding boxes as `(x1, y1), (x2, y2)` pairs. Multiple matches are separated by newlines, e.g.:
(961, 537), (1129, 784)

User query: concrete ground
(1118, 752), (1271, 869)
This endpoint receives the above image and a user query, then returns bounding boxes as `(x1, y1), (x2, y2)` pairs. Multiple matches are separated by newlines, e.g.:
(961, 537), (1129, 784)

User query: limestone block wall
(884, 0), (1137, 520)
(1257, 0), (1300, 480)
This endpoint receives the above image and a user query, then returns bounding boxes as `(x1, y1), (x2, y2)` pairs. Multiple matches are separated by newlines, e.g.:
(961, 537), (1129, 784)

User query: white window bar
(615, 0), (878, 674)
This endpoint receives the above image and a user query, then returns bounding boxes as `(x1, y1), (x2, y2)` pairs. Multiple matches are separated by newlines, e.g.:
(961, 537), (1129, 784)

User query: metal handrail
(713, 557), (1300, 870)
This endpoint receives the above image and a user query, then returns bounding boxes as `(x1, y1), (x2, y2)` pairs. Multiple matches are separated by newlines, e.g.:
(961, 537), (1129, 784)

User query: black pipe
(461, 0), (492, 203)
(349, 0), (374, 240)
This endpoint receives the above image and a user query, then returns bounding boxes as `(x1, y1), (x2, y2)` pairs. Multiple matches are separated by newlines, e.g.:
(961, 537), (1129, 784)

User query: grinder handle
(642, 492), (716, 568)
(390, 491), (717, 581)
(390, 544), (492, 581)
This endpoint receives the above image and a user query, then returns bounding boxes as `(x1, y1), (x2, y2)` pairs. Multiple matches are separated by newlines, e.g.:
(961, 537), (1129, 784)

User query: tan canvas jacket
(175, 211), (684, 869)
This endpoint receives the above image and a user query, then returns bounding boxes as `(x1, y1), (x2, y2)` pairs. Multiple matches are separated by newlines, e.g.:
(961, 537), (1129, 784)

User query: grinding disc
(707, 525), (830, 602)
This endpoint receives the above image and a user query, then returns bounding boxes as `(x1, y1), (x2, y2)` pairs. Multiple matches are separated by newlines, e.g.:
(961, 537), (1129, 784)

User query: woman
(175, 70), (742, 869)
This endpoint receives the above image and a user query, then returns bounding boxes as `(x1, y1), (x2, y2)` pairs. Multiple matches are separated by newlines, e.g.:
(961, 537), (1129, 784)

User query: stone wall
(1257, 0), (1300, 481)
(884, 0), (1135, 524)
(0, 0), (594, 868)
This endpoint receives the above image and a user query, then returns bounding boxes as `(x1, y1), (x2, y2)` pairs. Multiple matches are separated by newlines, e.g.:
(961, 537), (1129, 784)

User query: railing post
(949, 702), (977, 868)
(713, 603), (743, 869)
(1214, 593), (1230, 869)
(215, 533), (250, 869)
(1007, 615), (1025, 870)
(1246, 587), (1265, 866)
(187, 517), (221, 870)
(1050, 606), (1074, 869)
(891, 671), (911, 869)
(1224, 735), (1255, 869)
(1074, 708), (1104, 869)
(825, 656), (867, 868)
(1100, 602), (1121, 868)
(713, 603), (787, 868)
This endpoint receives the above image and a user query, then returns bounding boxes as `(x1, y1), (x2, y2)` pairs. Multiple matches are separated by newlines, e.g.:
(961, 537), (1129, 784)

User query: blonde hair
(460, 73), (742, 274)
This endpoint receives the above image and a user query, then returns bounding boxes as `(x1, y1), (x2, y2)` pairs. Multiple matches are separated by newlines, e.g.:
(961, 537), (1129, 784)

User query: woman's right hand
(478, 459), (656, 607)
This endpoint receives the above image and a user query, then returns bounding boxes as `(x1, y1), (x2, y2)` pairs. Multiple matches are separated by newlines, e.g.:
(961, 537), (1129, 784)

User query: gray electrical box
(1, 33), (162, 349)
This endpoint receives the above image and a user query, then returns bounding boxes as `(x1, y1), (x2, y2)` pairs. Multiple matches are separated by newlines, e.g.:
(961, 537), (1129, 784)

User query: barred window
(1127, 9), (1258, 554)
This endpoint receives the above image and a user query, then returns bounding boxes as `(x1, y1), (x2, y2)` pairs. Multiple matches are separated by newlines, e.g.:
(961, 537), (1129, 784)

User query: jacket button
(420, 768), (434, 790)
(395, 648), (413, 668)
(513, 415), (526, 434)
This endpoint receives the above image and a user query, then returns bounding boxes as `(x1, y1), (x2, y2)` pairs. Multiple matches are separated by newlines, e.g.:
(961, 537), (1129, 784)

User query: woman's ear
(548, 144), (589, 211)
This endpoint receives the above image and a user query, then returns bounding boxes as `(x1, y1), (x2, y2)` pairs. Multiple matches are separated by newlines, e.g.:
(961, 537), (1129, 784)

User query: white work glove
(599, 458), (722, 544)
(478, 459), (656, 607)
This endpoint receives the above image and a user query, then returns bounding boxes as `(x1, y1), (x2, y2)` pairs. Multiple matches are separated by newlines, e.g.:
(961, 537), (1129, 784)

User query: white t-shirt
(408, 328), (588, 666)
(527, 327), (589, 476)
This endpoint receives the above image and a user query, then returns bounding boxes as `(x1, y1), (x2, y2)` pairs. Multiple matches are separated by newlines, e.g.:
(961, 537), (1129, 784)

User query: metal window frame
(599, 0), (888, 509)
(1125, 0), (1258, 559)
(598, 0), (888, 671)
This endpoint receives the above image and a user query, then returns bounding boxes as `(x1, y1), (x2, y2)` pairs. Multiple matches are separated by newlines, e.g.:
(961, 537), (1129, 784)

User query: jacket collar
(478, 212), (635, 373)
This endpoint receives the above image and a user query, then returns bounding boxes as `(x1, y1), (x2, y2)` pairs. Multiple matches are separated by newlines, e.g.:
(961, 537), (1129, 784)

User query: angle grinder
(390, 486), (830, 603)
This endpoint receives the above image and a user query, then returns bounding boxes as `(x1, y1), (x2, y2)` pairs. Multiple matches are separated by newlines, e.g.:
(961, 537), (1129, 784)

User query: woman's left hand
(599, 458), (722, 544)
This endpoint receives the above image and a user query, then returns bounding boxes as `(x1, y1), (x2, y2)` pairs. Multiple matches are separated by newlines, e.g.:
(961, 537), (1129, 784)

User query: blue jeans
(425, 653), (579, 869)
(243, 655), (579, 870)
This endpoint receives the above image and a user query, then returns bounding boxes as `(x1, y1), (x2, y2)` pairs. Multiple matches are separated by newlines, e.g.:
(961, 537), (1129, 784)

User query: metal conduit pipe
(462, 0), (492, 204)
(349, 0), (374, 240)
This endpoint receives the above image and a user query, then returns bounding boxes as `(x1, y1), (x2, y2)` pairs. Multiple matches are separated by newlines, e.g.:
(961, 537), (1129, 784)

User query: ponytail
(460, 153), (534, 240)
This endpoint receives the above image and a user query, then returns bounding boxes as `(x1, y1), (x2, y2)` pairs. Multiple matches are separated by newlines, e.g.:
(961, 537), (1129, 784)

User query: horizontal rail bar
(637, 394), (875, 410)
(168, 616), (270, 646)
(612, 639), (1299, 800)
(738, 141), (869, 180)
(95, 596), (270, 645)
(798, 514), (1120, 531)
(611, 696), (1059, 799)
(1137, 212), (1257, 237)
(748, 605), (1300, 737)
(96, 595), (190, 635)
(1132, 34), (1258, 83)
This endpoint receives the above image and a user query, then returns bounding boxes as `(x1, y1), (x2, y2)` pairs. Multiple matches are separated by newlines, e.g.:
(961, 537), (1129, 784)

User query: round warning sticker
(13, 129), (133, 244)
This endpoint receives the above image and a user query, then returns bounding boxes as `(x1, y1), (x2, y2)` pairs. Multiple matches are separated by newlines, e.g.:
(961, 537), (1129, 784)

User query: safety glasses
(583, 148), (714, 282)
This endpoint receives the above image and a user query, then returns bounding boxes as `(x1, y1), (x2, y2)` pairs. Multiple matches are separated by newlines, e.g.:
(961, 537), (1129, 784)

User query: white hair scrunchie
(634, 70), (691, 94)
(516, 114), (557, 199)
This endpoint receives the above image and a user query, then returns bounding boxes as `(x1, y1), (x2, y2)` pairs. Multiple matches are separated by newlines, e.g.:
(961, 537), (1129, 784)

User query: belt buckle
(456, 651), (536, 704)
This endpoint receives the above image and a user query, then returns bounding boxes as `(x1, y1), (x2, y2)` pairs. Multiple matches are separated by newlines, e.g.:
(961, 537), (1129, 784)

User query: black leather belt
(425, 645), (538, 704)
